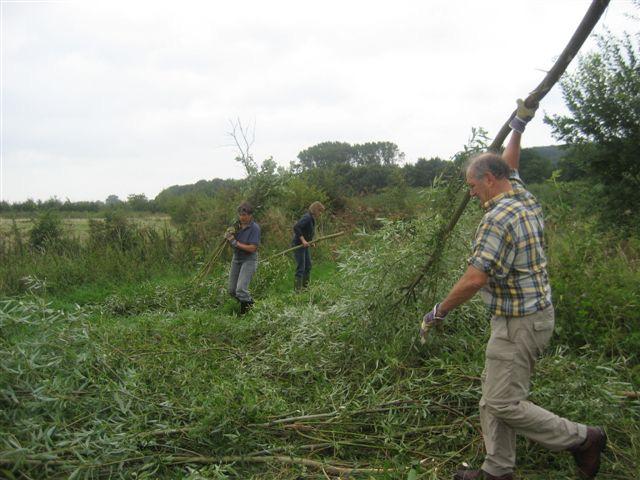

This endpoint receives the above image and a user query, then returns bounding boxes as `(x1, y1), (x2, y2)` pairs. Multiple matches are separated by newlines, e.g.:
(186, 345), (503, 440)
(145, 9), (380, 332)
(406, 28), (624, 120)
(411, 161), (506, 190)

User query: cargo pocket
(533, 317), (554, 354)
(483, 339), (516, 402)
(486, 349), (515, 361)
(490, 316), (510, 341)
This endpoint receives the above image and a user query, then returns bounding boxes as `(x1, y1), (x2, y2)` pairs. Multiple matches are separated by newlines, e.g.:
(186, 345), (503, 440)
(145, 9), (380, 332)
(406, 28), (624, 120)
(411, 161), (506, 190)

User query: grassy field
(1, 193), (639, 479)
(0, 214), (173, 242)
(2, 263), (638, 479)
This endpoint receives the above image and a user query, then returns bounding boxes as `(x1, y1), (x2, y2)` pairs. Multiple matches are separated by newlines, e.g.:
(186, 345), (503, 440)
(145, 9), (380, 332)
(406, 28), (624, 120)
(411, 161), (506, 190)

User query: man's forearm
(503, 131), (522, 171)
(438, 265), (487, 315)
(235, 241), (257, 253)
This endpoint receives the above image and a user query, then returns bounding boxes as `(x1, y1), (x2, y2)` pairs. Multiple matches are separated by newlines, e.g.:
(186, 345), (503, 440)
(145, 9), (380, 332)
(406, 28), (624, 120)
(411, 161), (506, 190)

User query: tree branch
(402, 0), (611, 301)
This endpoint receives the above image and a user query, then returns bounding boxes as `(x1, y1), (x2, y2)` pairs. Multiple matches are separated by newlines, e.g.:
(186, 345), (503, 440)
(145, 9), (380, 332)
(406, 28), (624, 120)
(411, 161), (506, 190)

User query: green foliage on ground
(532, 181), (640, 376)
(1, 177), (639, 479)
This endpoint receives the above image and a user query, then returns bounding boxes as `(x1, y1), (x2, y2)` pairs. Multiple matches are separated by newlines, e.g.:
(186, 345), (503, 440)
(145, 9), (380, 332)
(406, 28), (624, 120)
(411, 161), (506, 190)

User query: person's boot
(453, 469), (513, 480)
(302, 274), (310, 289)
(569, 426), (607, 478)
(294, 276), (304, 291)
(239, 301), (254, 315)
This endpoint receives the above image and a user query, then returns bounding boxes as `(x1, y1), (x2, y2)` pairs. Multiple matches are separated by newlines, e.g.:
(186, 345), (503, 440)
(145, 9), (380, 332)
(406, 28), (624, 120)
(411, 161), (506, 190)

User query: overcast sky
(1, 0), (637, 203)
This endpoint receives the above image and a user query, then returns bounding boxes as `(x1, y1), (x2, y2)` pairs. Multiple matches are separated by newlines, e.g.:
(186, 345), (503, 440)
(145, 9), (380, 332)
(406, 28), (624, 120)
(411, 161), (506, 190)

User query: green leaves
(544, 29), (640, 230)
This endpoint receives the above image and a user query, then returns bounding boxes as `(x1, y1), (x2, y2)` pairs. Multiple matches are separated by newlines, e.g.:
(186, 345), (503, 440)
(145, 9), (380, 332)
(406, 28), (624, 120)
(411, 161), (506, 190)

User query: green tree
(127, 193), (149, 211)
(353, 141), (404, 166)
(105, 194), (122, 206)
(555, 146), (590, 181)
(403, 157), (448, 187)
(544, 30), (640, 228)
(297, 141), (404, 170)
(20, 199), (38, 212)
(297, 141), (355, 170)
(519, 150), (553, 184)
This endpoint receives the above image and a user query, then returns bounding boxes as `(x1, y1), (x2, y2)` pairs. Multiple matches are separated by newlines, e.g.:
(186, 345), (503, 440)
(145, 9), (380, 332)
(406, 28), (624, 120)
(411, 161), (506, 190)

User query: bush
(279, 176), (329, 219)
(29, 210), (63, 251)
(88, 210), (145, 251)
(535, 180), (640, 363)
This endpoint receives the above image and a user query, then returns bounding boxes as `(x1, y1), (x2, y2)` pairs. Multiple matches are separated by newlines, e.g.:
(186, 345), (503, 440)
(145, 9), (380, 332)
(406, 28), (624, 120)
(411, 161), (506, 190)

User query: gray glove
(509, 98), (538, 133)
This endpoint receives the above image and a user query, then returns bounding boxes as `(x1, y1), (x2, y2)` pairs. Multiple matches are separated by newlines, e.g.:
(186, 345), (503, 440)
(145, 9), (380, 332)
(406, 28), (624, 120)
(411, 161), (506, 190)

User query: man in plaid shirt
(420, 101), (606, 480)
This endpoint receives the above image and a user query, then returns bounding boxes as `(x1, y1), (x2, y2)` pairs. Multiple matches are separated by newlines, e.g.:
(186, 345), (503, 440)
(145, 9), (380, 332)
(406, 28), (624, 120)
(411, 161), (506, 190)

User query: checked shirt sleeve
(468, 219), (515, 280)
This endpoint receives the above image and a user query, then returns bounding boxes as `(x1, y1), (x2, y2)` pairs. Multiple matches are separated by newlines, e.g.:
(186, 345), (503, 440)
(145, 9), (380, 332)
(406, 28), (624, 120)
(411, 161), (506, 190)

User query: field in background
(0, 214), (174, 242)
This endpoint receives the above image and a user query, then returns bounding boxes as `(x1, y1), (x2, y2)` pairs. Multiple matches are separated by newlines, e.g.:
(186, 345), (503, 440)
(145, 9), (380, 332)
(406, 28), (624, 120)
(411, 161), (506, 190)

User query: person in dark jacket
(292, 201), (325, 290)
(225, 202), (260, 314)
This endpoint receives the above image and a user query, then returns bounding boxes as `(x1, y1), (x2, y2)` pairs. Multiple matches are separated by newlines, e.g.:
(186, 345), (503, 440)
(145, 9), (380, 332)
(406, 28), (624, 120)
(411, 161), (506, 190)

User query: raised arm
(505, 98), (538, 171)
(503, 130), (522, 171)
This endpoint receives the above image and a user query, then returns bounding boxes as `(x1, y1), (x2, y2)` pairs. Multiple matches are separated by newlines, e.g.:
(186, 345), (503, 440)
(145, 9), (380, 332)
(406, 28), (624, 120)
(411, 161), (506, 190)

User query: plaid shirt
(468, 171), (552, 317)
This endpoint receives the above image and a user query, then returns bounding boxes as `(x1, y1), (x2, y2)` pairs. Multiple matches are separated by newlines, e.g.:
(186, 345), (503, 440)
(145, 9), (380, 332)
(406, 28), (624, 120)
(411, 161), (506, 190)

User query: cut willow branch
(193, 237), (228, 283)
(263, 231), (346, 262)
(249, 399), (422, 428)
(402, 0), (611, 301)
(168, 454), (395, 475)
(0, 454), (396, 476)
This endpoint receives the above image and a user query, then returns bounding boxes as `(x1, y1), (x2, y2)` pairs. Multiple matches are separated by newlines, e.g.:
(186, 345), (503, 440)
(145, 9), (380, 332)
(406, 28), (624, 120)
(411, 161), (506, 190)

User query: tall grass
(533, 180), (640, 373)
(2, 180), (639, 478)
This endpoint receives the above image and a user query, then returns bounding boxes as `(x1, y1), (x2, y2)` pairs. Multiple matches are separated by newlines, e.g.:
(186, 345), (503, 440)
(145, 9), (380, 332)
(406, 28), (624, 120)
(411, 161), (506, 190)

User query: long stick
(0, 454), (394, 476)
(249, 399), (421, 428)
(263, 231), (346, 261)
(402, 0), (611, 300)
(193, 237), (227, 283)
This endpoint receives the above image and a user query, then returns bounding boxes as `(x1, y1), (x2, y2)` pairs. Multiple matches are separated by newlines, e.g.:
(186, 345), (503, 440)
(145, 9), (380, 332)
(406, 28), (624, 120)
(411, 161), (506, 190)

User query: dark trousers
(293, 247), (311, 279)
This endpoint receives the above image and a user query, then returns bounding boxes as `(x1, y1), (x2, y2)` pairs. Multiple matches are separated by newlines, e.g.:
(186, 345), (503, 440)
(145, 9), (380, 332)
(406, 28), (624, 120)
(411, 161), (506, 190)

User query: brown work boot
(453, 469), (513, 480)
(569, 426), (607, 478)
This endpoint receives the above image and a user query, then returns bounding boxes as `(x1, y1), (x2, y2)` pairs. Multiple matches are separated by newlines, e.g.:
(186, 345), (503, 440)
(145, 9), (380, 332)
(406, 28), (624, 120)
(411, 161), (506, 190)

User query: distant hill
(517, 144), (569, 183)
(524, 144), (567, 166)
(154, 178), (240, 203)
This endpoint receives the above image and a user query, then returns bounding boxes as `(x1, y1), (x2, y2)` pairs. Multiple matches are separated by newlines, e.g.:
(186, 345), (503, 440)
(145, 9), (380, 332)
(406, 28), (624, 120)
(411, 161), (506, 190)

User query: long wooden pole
(263, 231), (346, 262)
(0, 455), (393, 476)
(402, 0), (611, 300)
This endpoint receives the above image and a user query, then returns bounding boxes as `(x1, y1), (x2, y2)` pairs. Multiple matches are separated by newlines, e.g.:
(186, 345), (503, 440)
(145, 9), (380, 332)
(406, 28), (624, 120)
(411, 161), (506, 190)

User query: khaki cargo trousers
(480, 305), (587, 477)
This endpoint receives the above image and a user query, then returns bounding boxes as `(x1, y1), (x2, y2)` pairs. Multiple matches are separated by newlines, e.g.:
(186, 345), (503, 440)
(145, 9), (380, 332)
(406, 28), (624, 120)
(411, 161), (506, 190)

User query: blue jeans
(293, 247), (311, 279)
(228, 253), (257, 303)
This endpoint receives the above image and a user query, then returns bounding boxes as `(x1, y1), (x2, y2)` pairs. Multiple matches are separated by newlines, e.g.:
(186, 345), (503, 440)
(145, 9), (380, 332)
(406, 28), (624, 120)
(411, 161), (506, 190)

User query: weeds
(2, 183), (639, 477)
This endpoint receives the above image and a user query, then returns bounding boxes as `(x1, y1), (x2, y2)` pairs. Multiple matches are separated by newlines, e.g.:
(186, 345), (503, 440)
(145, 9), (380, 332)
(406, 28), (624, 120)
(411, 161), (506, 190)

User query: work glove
(509, 98), (538, 133)
(419, 303), (447, 344)
(224, 227), (235, 241)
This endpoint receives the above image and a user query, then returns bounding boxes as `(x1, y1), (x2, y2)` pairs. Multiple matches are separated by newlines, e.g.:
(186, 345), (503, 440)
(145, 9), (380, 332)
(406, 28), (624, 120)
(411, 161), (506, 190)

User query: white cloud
(1, 0), (637, 201)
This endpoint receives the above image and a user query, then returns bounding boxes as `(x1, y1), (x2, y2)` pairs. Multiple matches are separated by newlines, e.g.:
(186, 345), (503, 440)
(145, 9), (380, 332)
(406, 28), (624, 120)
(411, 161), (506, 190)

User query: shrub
(29, 210), (63, 251)
(535, 180), (640, 362)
